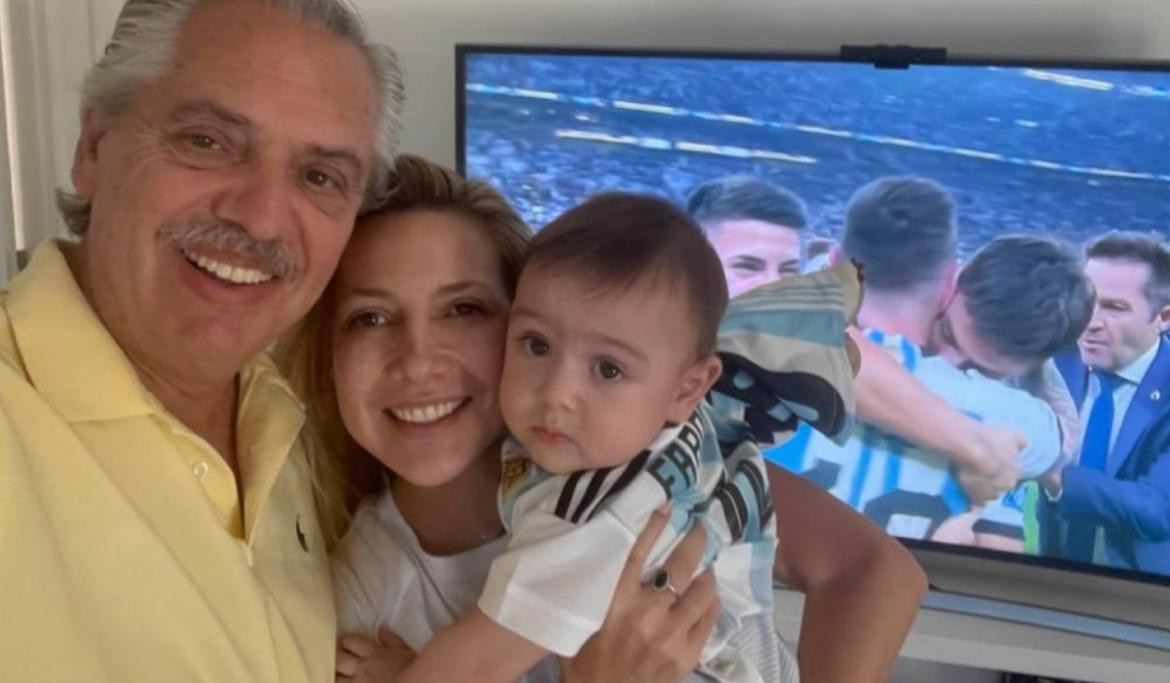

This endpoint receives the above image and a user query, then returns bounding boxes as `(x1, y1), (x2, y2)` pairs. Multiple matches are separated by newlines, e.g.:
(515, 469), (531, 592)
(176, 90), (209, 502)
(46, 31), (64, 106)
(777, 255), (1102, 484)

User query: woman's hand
(561, 506), (720, 683)
(335, 630), (415, 683)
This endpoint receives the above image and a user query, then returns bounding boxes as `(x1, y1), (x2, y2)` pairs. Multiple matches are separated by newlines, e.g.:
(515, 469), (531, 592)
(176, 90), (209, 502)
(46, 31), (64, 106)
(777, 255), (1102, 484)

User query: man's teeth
(391, 400), (463, 424)
(184, 250), (274, 285)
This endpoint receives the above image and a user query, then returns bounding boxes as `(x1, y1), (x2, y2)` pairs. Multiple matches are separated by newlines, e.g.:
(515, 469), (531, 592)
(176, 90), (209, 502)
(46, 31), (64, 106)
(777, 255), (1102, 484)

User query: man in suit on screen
(1048, 231), (1170, 575)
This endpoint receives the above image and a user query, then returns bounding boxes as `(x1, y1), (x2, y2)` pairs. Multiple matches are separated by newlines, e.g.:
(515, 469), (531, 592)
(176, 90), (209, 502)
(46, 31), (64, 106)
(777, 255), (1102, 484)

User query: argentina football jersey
(765, 329), (1060, 542)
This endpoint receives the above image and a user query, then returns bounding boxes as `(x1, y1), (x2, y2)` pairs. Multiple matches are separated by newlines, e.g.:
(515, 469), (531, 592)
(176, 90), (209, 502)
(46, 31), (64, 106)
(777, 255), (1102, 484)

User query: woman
(279, 155), (926, 682)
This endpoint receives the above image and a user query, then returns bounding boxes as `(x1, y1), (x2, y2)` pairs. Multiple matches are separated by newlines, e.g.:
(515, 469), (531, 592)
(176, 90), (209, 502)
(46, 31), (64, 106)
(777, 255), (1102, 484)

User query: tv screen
(457, 47), (1170, 588)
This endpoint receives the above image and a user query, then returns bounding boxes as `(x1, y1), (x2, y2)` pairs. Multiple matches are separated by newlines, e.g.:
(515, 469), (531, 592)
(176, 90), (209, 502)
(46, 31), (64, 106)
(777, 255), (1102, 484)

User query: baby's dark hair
(524, 192), (728, 357)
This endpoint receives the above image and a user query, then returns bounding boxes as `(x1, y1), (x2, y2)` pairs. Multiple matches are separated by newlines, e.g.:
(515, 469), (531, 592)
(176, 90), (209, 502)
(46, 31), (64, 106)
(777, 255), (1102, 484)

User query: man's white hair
(58, 0), (405, 234)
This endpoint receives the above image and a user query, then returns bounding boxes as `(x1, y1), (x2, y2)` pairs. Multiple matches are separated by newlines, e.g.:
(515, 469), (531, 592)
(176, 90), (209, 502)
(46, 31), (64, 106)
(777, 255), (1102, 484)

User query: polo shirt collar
(6, 240), (156, 422)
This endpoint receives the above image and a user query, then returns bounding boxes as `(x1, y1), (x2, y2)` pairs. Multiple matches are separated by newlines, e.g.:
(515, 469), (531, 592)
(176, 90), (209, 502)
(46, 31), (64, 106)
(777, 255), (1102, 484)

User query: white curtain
(0, 1), (18, 282)
(0, 0), (96, 279)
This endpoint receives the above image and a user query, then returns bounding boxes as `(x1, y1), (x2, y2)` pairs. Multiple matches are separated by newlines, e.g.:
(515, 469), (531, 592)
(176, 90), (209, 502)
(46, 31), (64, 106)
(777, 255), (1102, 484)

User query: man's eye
(305, 169), (343, 191)
(732, 260), (765, 273)
(191, 135), (219, 149)
(182, 133), (225, 152)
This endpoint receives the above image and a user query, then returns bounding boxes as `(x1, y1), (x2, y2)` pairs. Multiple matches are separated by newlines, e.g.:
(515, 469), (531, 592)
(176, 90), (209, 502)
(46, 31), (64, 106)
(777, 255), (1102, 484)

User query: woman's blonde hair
(276, 154), (531, 550)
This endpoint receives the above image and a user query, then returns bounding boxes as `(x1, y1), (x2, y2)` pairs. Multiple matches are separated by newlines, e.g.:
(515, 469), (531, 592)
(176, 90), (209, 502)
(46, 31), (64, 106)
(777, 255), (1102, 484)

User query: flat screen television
(456, 45), (1170, 641)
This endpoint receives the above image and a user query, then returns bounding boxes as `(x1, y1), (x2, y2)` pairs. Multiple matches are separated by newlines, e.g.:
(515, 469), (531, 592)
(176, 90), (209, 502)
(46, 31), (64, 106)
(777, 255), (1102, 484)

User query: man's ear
(938, 259), (961, 312)
(1155, 303), (1170, 333)
(71, 108), (107, 199)
(667, 354), (722, 422)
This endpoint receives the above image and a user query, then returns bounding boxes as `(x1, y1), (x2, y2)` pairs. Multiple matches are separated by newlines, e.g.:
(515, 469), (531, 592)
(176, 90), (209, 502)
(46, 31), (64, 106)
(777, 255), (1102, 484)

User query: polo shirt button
(192, 461), (209, 478)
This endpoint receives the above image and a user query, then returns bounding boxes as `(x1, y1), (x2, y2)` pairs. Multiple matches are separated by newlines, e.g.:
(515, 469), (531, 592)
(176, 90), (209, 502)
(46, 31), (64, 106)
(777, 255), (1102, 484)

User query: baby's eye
(596, 360), (624, 381)
(523, 334), (550, 356)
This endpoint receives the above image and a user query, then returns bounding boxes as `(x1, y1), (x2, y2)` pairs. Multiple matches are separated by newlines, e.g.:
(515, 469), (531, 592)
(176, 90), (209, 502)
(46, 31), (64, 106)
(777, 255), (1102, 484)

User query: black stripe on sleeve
(554, 471), (585, 521)
(737, 459), (771, 522)
(714, 483), (749, 541)
(571, 466), (615, 523)
(588, 450), (652, 522)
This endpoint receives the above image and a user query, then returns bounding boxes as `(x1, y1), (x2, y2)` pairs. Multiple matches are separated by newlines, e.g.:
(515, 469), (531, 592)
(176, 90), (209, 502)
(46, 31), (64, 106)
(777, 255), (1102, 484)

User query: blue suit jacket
(1050, 341), (1170, 575)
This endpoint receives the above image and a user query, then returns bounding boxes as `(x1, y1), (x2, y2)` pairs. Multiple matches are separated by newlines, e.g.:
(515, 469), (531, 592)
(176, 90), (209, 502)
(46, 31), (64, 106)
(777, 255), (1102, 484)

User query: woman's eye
(524, 335), (550, 356)
(596, 360), (624, 381)
(349, 312), (387, 328)
(451, 302), (486, 317)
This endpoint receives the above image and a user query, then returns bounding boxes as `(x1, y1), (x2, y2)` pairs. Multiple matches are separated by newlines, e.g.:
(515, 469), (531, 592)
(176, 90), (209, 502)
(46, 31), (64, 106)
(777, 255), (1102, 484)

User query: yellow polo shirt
(0, 242), (335, 682)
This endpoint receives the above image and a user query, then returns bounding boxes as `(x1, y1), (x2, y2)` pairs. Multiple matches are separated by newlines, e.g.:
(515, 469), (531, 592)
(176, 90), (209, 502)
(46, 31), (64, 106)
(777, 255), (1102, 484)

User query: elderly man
(0, 1), (403, 680)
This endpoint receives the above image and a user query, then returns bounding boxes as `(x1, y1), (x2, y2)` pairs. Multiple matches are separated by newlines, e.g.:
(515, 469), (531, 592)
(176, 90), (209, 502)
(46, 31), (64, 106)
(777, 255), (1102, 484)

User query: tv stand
(922, 587), (1170, 652)
(772, 587), (1170, 683)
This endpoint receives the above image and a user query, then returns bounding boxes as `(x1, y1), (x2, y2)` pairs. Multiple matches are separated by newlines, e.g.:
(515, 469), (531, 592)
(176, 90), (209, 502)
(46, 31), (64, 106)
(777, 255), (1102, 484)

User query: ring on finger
(649, 568), (680, 598)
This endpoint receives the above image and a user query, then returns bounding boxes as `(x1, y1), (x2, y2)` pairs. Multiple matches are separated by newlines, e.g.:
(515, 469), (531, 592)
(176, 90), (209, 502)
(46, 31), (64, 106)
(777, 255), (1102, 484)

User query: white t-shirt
(332, 492), (561, 683)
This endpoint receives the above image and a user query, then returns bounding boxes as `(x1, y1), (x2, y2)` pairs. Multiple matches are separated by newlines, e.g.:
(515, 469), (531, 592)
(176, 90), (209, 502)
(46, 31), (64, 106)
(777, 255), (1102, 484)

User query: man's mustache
(160, 220), (302, 282)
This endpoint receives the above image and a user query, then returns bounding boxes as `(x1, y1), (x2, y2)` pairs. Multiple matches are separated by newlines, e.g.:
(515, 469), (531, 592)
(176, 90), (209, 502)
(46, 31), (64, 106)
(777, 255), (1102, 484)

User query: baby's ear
(668, 355), (723, 422)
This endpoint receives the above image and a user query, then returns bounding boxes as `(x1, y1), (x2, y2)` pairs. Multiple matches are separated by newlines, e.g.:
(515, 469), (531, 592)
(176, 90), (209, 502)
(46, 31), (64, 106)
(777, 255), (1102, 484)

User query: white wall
(352, 0), (1170, 166)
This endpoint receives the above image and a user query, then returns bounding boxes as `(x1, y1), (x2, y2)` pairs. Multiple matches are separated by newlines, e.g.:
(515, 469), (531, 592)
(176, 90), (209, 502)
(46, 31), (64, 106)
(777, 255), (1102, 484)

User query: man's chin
(1078, 343), (1107, 365)
(182, 329), (273, 369)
